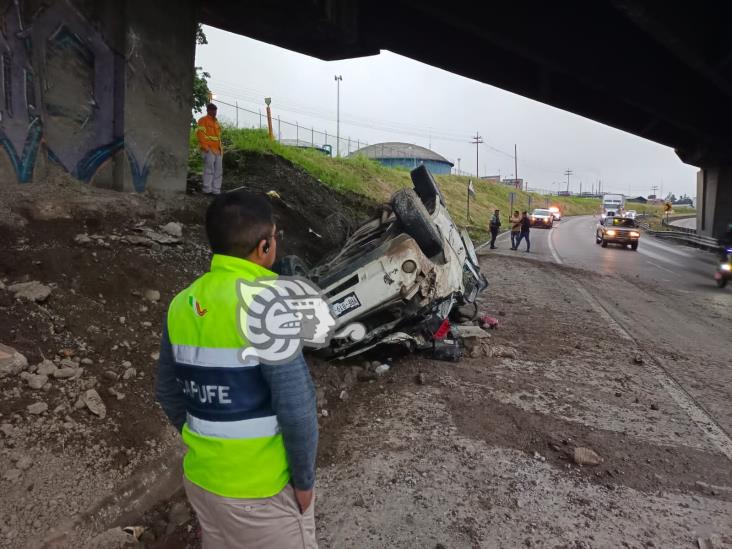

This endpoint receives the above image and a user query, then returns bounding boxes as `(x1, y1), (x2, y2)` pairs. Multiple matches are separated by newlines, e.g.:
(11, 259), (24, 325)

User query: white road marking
(547, 227), (563, 265)
(571, 277), (732, 462)
(637, 246), (678, 265)
(647, 261), (678, 276)
(642, 236), (695, 257)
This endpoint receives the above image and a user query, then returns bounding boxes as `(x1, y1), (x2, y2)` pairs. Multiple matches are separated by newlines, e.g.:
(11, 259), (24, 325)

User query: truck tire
(392, 188), (444, 258)
(601, 239), (608, 248)
(631, 242), (638, 251)
(272, 255), (310, 277)
(410, 165), (444, 213)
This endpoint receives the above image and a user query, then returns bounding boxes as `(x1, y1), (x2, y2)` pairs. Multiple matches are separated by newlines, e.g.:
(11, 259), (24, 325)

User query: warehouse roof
(350, 142), (453, 166)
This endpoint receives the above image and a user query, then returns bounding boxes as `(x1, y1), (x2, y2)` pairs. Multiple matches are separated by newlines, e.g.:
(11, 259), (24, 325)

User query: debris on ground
(573, 447), (604, 466)
(375, 364), (391, 376)
(479, 314), (500, 329)
(7, 280), (52, 302)
(0, 343), (28, 377)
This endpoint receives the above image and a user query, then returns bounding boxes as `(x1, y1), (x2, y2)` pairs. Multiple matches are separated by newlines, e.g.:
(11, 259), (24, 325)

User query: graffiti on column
(0, 0), (151, 190)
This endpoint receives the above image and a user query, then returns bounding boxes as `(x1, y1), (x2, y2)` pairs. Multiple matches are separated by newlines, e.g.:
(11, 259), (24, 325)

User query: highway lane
(482, 215), (732, 438)
(489, 215), (726, 292)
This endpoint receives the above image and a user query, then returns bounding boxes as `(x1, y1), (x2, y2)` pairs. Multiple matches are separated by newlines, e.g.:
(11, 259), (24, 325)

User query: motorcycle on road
(715, 248), (732, 288)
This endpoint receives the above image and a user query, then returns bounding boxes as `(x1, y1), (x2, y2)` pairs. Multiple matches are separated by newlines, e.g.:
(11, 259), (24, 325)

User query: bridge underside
(3, 1), (730, 237)
(202, 0), (732, 238)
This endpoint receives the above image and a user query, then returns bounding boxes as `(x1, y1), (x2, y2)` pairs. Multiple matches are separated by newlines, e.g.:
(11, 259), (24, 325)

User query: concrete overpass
(2, 1), (731, 238)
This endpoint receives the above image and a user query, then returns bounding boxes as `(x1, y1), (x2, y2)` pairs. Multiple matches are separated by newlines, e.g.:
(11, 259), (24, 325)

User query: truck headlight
(606, 230), (617, 236)
(722, 264), (732, 272)
(630, 231), (640, 237)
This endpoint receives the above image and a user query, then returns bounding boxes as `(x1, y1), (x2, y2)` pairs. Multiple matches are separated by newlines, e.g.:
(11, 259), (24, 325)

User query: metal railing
(637, 215), (720, 251)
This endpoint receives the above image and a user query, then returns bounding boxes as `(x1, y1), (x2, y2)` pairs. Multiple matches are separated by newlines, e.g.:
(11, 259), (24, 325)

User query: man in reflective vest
(156, 189), (318, 548)
(196, 103), (223, 195)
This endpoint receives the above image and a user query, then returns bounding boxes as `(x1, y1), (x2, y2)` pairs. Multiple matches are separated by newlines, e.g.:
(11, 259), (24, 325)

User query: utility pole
(564, 169), (573, 193)
(650, 184), (659, 198)
(514, 144), (519, 189)
(457, 158), (461, 175)
(334, 75), (342, 157)
(471, 132), (483, 179)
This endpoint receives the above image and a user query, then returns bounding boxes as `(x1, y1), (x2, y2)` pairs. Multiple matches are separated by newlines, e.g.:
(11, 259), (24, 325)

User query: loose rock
(16, 457), (32, 471)
(122, 367), (137, 380)
(161, 222), (183, 238)
(375, 364), (391, 376)
(83, 389), (107, 418)
(4, 469), (22, 482)
(0, 344), (28, 378)
(633, 353), (644, 364)
(144, 289), (161, 302)
(7, 281), (52, 302)
(53, 367), (77, 379)
(74, 233), (92, 245)
(27, 373), (49, 390)
(36, 359), (57, 376)
(416, 372), (427, 385)
(27, 402), (48, 415)
(339, 390), (349, 401)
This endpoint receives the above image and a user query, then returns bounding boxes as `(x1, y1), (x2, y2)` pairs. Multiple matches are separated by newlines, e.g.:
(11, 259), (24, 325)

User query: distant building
(502, 177), (524, 189)
(349, 142), (454, 174)
(480, 174), (501, 183)
(627, 196), (648, 204)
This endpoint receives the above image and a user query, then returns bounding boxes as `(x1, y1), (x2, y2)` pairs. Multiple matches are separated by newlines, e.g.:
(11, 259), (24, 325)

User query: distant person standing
(489, 209), (501, 249)
(509, 210), (522, 250)
(196, 103), (223, 195)
(516, 210), (531, 252)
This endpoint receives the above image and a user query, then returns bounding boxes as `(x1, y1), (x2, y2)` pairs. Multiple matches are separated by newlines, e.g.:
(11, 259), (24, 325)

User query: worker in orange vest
(196, 103), (223, 195)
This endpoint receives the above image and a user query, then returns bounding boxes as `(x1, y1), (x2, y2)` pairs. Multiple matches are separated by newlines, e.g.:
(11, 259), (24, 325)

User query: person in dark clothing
(489, 209), (501, 249)
(516, 210), (531, 252)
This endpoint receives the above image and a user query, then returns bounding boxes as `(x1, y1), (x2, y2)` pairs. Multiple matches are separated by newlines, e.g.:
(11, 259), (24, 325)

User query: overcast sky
(197, 26), (698, 198)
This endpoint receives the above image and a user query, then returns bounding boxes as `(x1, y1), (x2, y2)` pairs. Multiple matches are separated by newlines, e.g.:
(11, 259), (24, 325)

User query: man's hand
(294, 488), (314, 513)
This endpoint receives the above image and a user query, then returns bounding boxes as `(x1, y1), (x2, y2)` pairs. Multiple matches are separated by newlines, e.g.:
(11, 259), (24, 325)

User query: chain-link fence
(215, 99), (369, 157)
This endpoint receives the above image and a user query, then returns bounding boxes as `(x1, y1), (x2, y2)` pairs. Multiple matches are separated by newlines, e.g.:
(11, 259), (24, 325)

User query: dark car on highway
(529, 208), (554, 229)
(596, 216), (640, 250)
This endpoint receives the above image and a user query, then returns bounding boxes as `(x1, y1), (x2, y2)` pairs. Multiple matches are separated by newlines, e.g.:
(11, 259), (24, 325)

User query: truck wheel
(595, 232), (602, 244)
(272, 255), (310, 277)
(716, 277), (727, 288)
(601, 239), (608, 248)
(392, 188), (444, 258)
(631, 242), (638, 251)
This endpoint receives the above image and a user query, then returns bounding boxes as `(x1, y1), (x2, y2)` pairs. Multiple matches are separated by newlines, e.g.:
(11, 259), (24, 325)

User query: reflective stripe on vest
(187, 413), (279, 439)
(168, 254), (289, 498)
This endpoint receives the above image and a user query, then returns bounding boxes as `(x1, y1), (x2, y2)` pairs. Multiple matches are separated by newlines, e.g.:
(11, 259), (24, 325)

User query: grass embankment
(191, 128), (606, 241)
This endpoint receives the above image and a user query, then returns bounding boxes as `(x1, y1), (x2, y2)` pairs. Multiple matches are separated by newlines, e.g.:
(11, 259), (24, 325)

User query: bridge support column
(0, 0), (196, 192)
(697, 165), (732, 240)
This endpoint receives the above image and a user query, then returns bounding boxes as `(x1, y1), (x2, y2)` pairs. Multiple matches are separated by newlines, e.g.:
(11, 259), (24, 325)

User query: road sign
(664, 202), (672, 212)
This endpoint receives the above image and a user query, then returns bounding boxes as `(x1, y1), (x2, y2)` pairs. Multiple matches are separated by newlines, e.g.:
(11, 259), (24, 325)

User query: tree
(192, 67), (211, 124)
(192, 24), (211, 125)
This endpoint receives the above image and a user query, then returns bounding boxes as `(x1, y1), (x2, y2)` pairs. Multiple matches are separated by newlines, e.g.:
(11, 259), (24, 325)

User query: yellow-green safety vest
(167, 254), (290, 498)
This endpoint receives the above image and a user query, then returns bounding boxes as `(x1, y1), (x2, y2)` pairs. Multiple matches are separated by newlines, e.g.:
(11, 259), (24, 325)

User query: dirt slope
(0, 151), (374, 548)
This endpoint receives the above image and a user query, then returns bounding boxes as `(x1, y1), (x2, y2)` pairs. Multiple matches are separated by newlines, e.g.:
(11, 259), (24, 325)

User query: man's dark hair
(206, 103), (217, 110)
(205, 190), (274, 257)
(522, 211), (528, 215)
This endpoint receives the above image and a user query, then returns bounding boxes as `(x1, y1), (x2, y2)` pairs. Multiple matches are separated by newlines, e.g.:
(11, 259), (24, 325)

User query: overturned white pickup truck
(275, 165), (488, 358)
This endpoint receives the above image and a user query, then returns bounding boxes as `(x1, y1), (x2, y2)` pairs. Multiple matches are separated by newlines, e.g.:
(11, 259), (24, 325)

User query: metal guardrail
(636, 214), (721, 251)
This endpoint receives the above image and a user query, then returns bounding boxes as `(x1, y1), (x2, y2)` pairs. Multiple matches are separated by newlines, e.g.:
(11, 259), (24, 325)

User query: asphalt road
(490, 215), (726, 291)
(483, 214), (732, 444)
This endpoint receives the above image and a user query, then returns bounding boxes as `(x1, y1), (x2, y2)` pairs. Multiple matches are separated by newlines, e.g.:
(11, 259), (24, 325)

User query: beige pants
(184, 477), (317, 549)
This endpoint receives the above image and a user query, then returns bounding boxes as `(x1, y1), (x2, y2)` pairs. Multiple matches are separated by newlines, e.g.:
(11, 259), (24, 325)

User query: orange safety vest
(196, 115), (222, 154)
